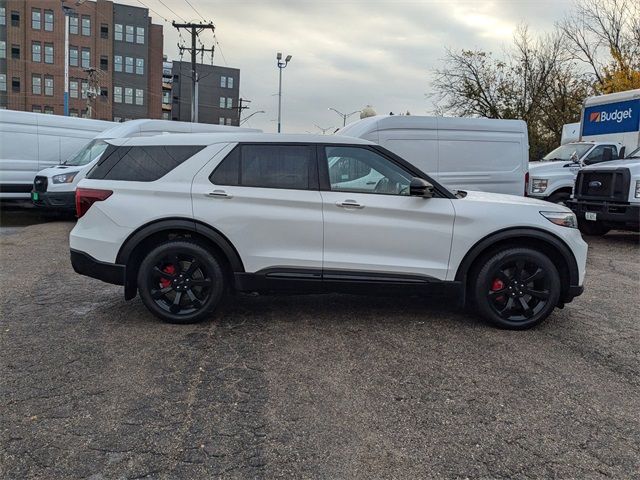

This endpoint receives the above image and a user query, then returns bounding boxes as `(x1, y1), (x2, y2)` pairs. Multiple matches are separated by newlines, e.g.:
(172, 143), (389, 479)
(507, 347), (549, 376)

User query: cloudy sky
(123, 0), (573, 132)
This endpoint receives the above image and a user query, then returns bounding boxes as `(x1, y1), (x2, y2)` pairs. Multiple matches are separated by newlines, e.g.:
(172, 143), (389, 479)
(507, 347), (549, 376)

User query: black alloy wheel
(137, 241), (225, 324)
(474, 247), (561, 329)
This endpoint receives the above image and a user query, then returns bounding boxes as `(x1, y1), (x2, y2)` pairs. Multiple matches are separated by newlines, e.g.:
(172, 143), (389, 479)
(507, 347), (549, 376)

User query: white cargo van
(336, 115), (529, 195)
(32, 119), (260, 213)
(528, 89), (639, 203)
(0, 110), (112, 199)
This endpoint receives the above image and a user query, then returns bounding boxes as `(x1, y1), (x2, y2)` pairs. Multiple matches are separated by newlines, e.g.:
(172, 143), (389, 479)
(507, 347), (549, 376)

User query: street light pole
(62, 4), (74, 116)
(276, 52), (292, 133)
(328, 107), (361, 127)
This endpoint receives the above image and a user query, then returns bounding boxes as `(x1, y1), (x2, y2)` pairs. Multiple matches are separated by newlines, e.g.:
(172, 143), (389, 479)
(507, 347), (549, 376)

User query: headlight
(540, 211), (577, 228)
(635, 180), (640, 198)
(52, 171), (79, 184)
(531, 179), (548, 194)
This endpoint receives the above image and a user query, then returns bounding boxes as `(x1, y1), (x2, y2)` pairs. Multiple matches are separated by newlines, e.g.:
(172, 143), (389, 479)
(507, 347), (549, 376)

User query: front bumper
(32, 190), (76, 212)
(566, 199), (640, 229)
(70, 249), (125, 286)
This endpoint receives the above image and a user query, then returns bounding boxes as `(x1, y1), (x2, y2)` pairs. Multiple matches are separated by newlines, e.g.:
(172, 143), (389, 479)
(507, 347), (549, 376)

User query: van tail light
(524, 171), (529, 197)
(76, 188), (113, 218)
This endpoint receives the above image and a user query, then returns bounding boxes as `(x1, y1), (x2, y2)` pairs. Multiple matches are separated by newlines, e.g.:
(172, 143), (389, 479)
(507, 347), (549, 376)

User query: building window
(228, 77), (234, 88)
(124, 87), (133, 104)
(69, 46), (78, 67)
(81, 80), (88, 99)
(70, 80), (79, 98)
(69, 15), (78, 34)
(113, 116), (122, 122)
(125, 25), (134, 43)
(44, 10), (54, 31)
(69, 109), (78, 117)
(114, 86), (122, 103)
(32, 9), (41, 30)
(81, 16), (90, 36)
(220, 76), (226, 88)
(100, 55), (108, 71)
(0, 41), (5, 59)
(100, 87), (108, 98)
(32, 75), (42, 95)
(81, 48), (90, 68)
(162, 91), (171, 104)
(226, 118), (232, 126)
(226, 98), (233, 109)
(11, 44), (20, 60)
(136, 26), (145, 44)
(115, 23), (123, 41)
(11, 11), (20, 27)
(114, 55), (122, 72)
(125, 56), (133, 74)
(162, 111), (170, 120)
(12, 77), (20, 93)
(135, 89), (143, 105)
(135, 58), (144, 75)
(100, 23), (108, 39)
(0, 7), (5, 26)
(32, 42), (41, 62)
(44, 106), (54, 115)
(44, 76), (54, 96)
(44, 44), (54, 64)
(219, 97), (225, 108)
(32, 105), (42, 113)
(219, 117), (225, 125)
(0, 74), (6, 92)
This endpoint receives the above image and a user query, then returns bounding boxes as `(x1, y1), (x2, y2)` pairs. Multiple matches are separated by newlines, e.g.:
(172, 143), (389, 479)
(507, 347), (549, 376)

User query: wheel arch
(454, 227), (580, 304)
(116, 218), (245, 300)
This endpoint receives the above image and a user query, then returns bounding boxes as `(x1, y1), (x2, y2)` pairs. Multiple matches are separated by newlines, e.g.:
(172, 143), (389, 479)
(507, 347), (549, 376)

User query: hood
(36, 165), (81, 177)
(581, 159), (640, 170)
(461, 190), (570, 211)
(529, 160), (574, 174)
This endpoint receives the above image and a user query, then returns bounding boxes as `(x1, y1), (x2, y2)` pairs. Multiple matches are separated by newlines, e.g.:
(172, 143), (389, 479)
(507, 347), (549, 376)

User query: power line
(155, 0), (187, 22)
(183, 0), (207, 22)
(134, 0), (169, 22)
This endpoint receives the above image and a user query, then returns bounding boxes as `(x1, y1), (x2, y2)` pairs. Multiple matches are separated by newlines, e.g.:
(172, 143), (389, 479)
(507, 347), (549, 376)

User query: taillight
(75, 188), (113, 218)
(524, 171), (529, 196)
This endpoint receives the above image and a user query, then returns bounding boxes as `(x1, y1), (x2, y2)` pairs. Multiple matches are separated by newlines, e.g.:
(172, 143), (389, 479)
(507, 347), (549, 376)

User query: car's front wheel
(473, 247), (561, 329)
(137, 240), (225, 324)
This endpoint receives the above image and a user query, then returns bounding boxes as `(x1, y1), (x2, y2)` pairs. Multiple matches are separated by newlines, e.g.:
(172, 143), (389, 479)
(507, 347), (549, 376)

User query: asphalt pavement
(0, 220), (638, 479)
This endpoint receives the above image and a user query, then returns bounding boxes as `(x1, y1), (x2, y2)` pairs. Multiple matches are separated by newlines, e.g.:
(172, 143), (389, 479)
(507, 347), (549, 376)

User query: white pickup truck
(528, 89), (640, 204)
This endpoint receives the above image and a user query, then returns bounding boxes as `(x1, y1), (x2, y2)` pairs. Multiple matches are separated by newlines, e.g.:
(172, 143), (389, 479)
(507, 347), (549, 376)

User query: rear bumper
(32, 190), (76, 211)
(70, 249), (125, 286)
(566, 199), (640, 229)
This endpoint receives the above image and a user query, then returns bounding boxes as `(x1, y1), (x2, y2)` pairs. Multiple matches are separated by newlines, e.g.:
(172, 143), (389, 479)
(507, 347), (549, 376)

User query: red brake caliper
(159, 264), (175, 288)
(491, 278), (505, 301)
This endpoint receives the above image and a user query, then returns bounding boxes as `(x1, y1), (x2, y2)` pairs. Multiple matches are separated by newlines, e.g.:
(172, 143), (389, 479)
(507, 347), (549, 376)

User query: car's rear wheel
(473, 247), (561, 329)
(137, 240), (225, 324)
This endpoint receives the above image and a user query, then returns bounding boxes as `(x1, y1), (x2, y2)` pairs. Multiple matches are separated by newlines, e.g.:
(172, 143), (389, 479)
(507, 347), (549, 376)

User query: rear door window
(87, 145), (204, 181)
(210, 144), (316, 190)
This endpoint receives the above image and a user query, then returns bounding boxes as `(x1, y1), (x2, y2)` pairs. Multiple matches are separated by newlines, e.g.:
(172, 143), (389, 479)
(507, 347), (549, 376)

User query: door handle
(206, 190), (233, 199)
(336, 200), (364, 209)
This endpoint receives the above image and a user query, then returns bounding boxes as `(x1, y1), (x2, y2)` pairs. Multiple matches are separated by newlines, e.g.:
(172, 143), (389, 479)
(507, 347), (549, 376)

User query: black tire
(137, 240), (225, 324)
(473, 247), (561, 330)
(578, 220), (610, 236)
(546, 191), (570, 205)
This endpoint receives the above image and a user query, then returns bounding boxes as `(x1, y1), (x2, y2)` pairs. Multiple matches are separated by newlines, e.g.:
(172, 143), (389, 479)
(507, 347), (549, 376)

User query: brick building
(0, 0), (163, 121)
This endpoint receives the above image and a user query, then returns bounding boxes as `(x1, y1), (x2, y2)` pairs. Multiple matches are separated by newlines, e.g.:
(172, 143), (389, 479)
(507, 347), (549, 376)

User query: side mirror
(569, 151), (580, 163)
(409, 177), (434, 198)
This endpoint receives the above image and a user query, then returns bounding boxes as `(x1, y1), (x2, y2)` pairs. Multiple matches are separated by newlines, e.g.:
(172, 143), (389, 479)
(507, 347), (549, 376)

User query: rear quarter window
(87, 145), (204, 181)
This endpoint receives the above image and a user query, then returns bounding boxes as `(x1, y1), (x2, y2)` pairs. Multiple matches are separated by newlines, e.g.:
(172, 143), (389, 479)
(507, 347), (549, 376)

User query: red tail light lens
(76, 188), (113, 218)
(524, 171), (529, 196)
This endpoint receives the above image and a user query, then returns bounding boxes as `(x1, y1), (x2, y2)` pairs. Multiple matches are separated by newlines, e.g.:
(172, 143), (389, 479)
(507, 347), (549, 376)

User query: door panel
(191, 143), (323, 273)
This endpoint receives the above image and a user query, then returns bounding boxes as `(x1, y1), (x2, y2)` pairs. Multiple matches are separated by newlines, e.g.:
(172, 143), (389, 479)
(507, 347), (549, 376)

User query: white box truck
(336, 115), (529, 196)
(0, 110), (112, 199)
(528, 89), (640, 204)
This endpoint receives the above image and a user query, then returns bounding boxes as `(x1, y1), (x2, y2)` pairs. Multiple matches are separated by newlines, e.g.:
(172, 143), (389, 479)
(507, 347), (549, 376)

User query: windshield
(63, 139), (109, 166)
(626, 147), (640, 159)
(542, 144), (593, 161)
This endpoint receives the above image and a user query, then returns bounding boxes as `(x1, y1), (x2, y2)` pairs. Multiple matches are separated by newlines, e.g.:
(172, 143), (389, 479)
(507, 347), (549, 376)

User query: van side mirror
(409, 177), (434, 198)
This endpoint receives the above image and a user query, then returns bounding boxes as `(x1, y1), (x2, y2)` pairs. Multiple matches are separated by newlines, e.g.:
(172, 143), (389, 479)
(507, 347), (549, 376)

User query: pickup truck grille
(574, 168), (630, 202)
(33, 176), (48, 192)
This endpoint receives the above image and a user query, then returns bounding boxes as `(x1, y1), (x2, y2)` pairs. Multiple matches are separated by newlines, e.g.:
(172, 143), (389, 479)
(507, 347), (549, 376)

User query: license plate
(31, 192), (39, 201)
(585, 211), (597, 221)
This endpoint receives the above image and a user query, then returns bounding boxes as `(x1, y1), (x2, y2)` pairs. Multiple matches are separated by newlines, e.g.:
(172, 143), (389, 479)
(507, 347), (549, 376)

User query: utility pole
(173, 21), (215, 123)
(237, 98), (251, 125)
(61, 3), (74, 116)
(276, 52), (292, 133)
(84, 67), (99, 118)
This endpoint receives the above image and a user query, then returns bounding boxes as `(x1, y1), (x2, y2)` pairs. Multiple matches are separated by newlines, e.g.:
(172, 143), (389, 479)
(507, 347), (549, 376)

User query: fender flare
(454, 227), (580, 288)
(116, 217), (245, 272)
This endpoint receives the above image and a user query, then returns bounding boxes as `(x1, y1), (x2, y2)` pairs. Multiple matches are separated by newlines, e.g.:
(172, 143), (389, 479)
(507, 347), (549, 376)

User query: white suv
(70, 133), (587, 329)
